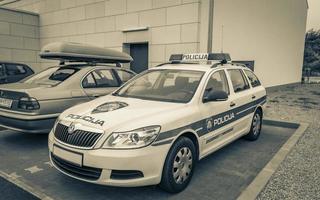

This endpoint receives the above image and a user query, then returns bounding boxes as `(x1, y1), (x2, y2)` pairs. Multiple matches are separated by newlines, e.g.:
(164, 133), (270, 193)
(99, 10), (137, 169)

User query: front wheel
(159, 137), (197, 193)
(244, 109), (262, 141)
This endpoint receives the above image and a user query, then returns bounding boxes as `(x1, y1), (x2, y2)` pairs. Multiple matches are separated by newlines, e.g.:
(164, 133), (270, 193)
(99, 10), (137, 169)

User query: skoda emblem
(68, 124), (76, 134)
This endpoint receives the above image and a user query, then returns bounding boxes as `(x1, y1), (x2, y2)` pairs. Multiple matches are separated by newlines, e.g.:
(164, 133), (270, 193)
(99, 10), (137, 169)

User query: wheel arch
(172, 130), (200, 161)
(254, 105), (263, 117)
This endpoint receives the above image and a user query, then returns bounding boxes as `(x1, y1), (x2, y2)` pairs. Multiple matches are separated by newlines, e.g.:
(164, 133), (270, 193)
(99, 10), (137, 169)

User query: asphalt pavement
(0, 177), (38, 200)
(0, 123), (297, 200)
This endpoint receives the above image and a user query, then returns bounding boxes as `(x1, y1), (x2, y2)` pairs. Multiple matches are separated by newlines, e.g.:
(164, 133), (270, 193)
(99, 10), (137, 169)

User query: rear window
(23, 67), (79, 86)
(49, 68), (78, 81)
(116, 69), (135, 83)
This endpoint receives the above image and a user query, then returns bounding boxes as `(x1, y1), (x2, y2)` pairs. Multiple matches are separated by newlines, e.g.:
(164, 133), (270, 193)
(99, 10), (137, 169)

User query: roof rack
(39, 42), (133, 64)
(58, 60), (123, 68)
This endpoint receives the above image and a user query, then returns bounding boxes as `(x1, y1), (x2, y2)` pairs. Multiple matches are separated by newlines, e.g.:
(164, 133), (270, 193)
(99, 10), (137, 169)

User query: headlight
(102, 126), (161, 149)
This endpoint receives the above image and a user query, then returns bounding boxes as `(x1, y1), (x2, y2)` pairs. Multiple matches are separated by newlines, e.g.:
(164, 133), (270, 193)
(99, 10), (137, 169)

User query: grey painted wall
(0, 7), (40, 72)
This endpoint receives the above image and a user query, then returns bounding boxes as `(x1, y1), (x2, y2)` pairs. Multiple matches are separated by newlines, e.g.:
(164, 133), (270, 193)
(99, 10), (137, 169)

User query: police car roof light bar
(169, 53), (231, 62)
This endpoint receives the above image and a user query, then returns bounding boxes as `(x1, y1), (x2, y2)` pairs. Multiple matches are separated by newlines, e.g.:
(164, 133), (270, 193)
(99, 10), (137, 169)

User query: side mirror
(203, 90), (228, 102)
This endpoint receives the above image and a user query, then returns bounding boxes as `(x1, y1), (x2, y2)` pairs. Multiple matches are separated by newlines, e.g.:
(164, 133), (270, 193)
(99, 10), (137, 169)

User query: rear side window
(6, 64), (27, 75)
(95, 69), (119, 87)
(82, 73), (96, 88)
(82, 69), (119, 88)
(244, 70), (261, 87)
(227, 69), (250, 93)
(116, 70), (135, 83)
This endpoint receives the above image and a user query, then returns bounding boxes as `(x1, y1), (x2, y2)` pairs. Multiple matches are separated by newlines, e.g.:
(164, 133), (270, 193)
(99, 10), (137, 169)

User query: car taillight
(18, 97), (40, 110)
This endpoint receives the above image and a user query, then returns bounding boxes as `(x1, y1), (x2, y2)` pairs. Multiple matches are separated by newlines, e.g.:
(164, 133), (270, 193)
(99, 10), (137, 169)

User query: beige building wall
(4, 0), (308, 87)
(212, 0), (308, 87)
(6, 0), (200, 69)
(0, 7), (40, 71)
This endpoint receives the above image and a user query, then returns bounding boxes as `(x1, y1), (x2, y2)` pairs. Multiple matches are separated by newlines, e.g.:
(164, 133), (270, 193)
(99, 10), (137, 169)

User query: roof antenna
(220, 25), (224, 53)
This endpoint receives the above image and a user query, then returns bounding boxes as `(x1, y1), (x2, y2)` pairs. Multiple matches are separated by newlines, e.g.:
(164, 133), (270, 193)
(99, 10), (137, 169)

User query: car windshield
(23, 67), (79, 86)
(114, 69), (204, 103)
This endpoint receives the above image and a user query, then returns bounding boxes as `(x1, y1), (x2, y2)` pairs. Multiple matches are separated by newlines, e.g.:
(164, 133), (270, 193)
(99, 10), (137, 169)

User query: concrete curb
(262, 119), (300, 129)
(237, 119), (309, 200)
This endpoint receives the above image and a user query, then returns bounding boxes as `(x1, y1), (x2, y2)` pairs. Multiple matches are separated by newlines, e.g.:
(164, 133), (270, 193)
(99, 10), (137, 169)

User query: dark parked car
(0, 61), (34, 84)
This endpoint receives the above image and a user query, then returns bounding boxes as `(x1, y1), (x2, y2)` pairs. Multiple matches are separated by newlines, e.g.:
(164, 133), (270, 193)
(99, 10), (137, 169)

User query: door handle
(230, 102), (236, 107)
(252, 95), (256, 99)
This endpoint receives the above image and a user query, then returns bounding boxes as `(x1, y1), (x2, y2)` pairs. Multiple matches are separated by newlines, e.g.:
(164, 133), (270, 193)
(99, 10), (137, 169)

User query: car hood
(60, 95), (192, 133)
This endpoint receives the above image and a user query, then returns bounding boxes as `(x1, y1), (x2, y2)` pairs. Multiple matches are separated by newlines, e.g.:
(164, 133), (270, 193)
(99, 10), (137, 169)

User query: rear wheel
(244, 109), (262, 141)
(159, 137), (196, 193)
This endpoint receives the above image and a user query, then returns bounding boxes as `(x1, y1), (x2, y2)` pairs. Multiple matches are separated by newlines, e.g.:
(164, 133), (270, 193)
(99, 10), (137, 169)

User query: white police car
(48, 53), (266, 193)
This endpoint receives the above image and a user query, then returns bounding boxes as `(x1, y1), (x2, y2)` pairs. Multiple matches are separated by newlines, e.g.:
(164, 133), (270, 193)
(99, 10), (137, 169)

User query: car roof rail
(156, 61), (198, 67)
(58, 61), (122, 68)
(210, 59), (231, 68)
(231, 62), (248, 68)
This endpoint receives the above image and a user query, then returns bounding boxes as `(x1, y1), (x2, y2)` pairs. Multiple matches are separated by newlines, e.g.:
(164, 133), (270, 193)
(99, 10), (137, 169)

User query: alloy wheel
(172, 147), (193, 184)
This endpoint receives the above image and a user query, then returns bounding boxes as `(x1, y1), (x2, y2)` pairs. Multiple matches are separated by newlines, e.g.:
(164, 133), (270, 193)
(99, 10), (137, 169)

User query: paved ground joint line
(237, 120), (309, 200)
(0, 170), (54, 200)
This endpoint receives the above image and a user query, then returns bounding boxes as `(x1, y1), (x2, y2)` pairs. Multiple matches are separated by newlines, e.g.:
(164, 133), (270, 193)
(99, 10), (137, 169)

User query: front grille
(54, 123), (102, 148)
(51, 153), (102, 181)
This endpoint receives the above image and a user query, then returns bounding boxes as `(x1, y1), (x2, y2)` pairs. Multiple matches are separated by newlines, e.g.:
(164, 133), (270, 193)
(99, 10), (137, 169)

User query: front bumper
(0, 111), (57, 133)
(48, 132), (171, 187)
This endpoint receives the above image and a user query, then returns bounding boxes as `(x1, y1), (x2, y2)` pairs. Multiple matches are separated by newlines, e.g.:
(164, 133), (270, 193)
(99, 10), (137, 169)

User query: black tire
(159, 137), (197, 193)
(244, 109), (263, 141)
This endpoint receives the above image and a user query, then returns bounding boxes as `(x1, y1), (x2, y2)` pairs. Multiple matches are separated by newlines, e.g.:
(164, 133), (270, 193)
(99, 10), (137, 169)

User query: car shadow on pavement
(0, 130), (48, 150)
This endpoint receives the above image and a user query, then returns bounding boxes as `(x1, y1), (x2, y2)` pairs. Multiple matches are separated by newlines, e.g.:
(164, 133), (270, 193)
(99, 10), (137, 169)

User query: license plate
(0, 98), (13, 108)
(53, 145), (83, 166)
